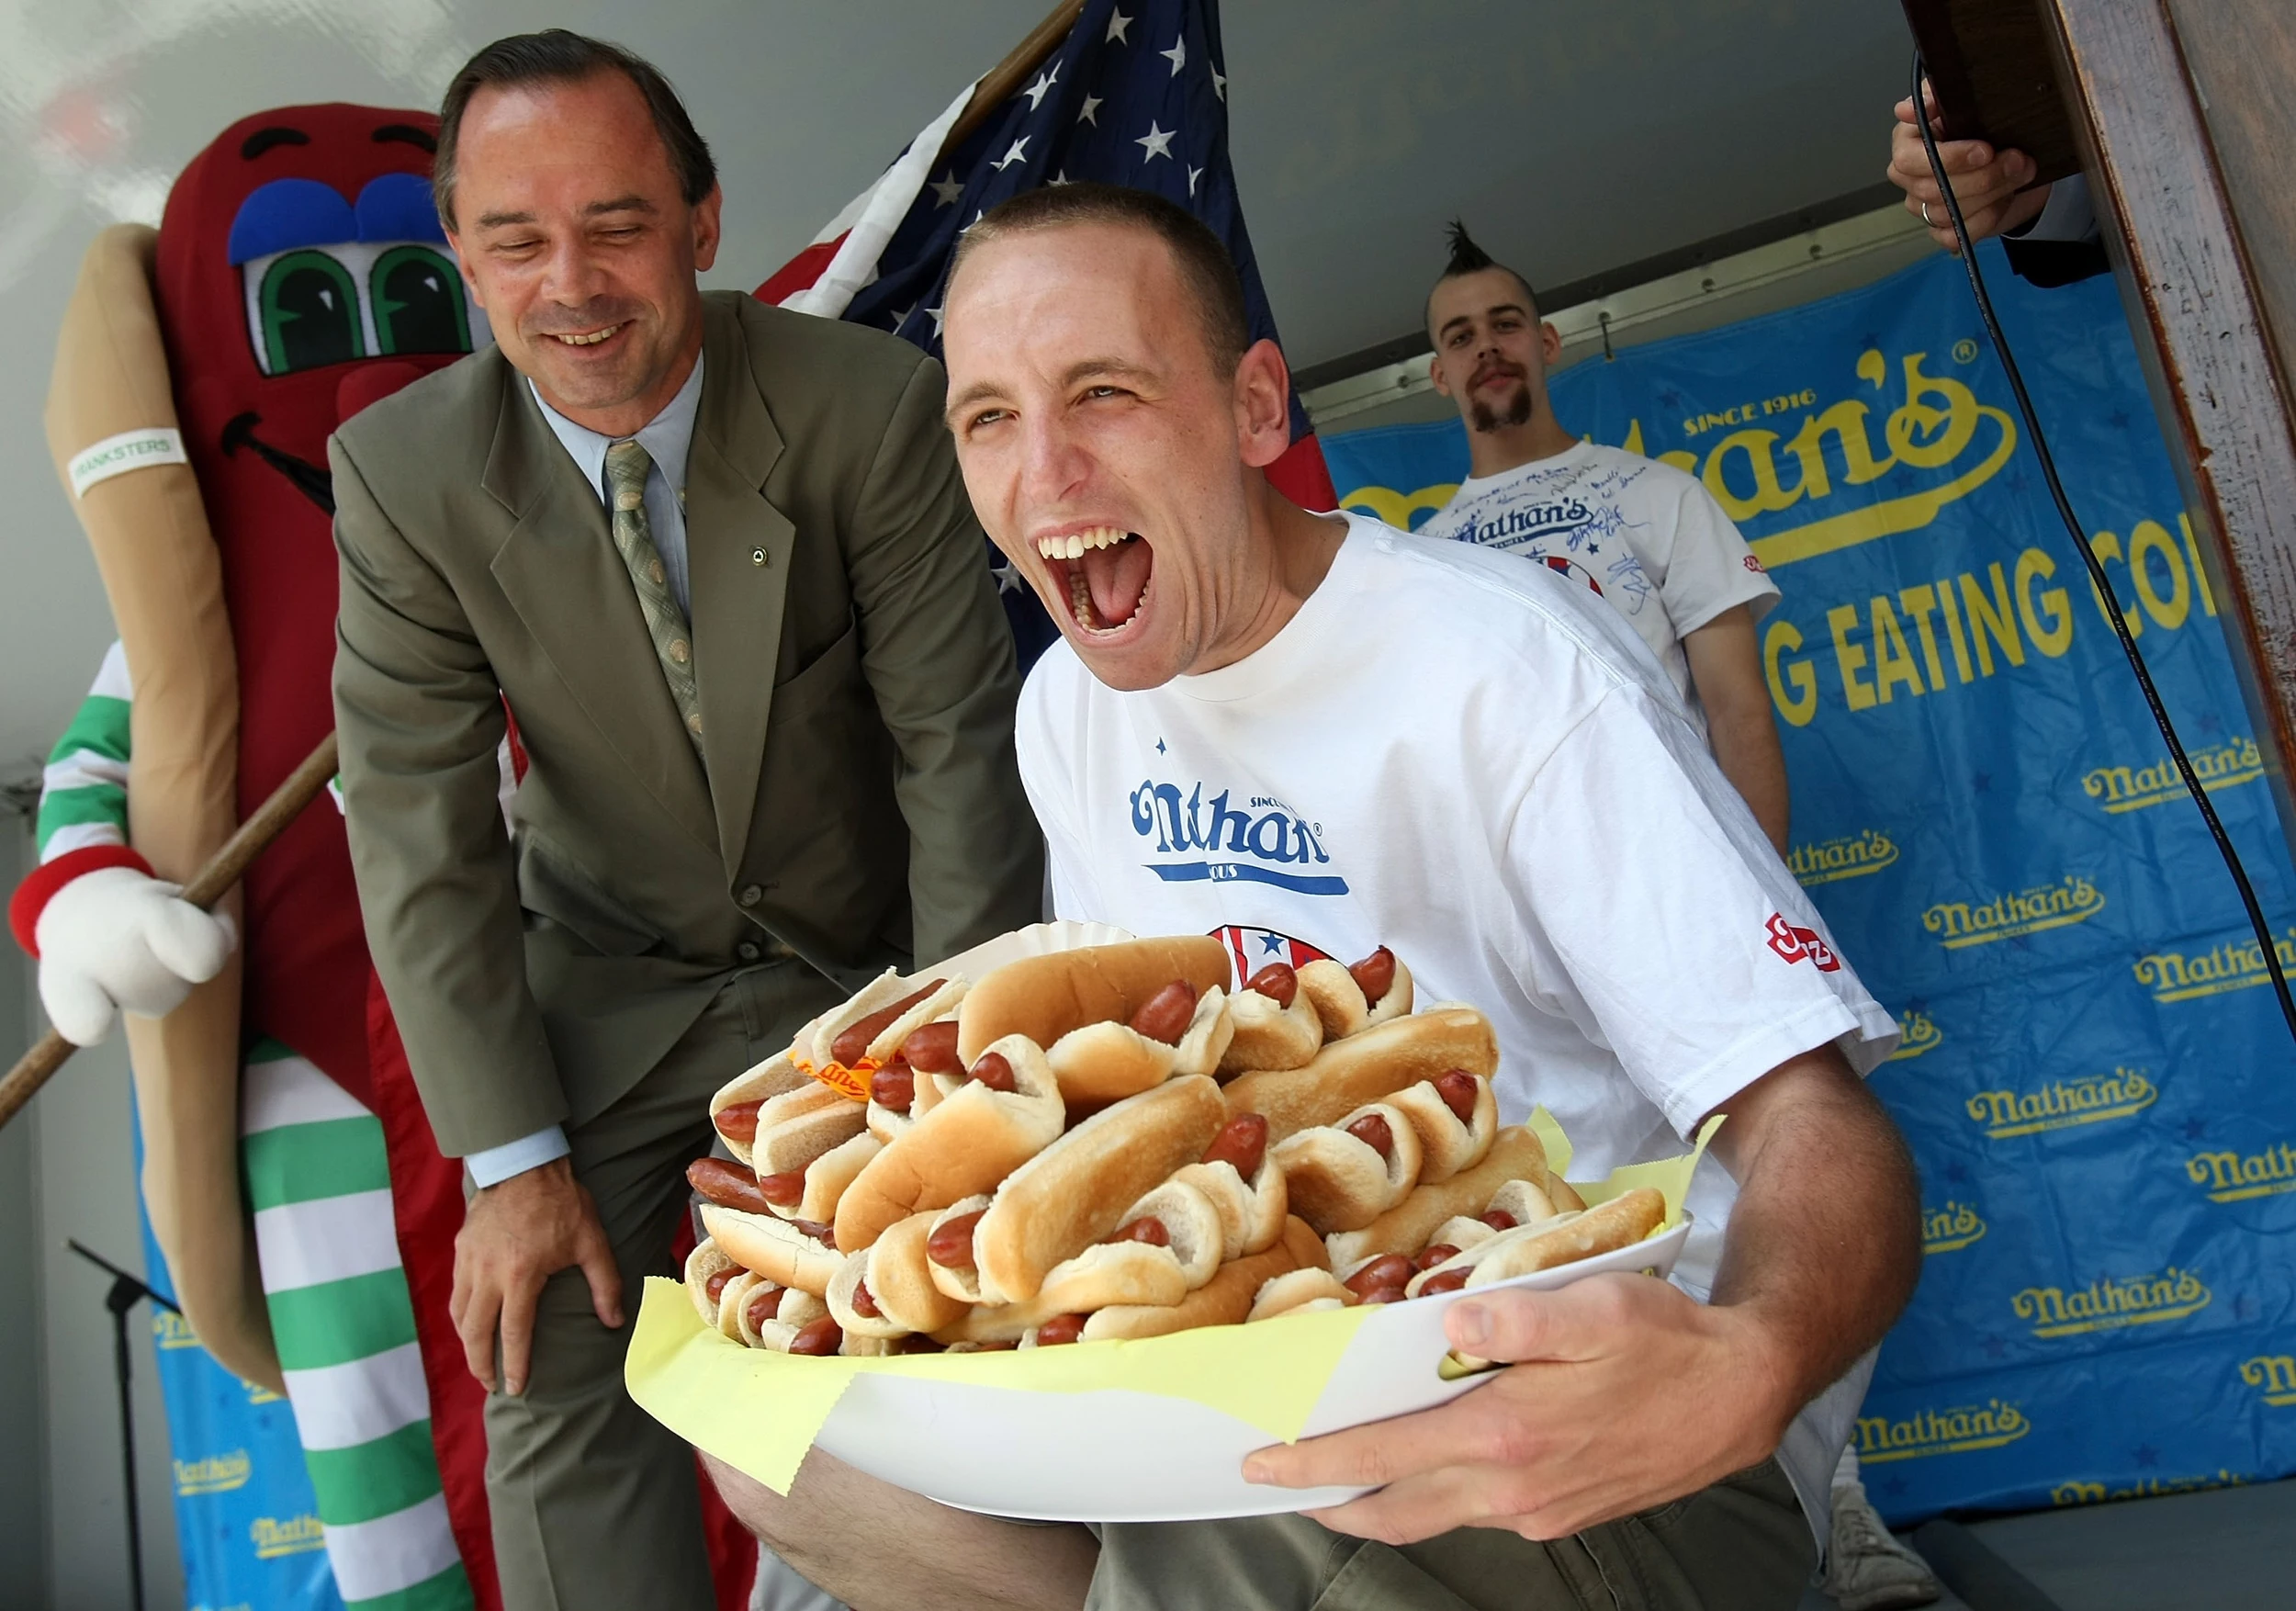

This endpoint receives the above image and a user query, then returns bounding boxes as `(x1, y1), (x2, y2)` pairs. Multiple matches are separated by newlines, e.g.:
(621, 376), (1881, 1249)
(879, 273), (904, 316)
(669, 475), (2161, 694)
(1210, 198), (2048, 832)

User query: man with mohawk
(1421, 223), (1791, 857)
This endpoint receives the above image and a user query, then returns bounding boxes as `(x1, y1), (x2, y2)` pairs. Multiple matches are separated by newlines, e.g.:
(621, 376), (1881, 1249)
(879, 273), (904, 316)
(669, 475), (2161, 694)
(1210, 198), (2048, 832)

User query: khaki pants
(1087, 1459), (1814, 1611)
(481, 963), (842, 1611)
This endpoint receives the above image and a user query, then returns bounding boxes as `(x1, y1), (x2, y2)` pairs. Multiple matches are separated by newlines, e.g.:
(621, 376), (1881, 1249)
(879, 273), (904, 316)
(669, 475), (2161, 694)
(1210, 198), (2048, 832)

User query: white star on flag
(1187, 164), (1202, 196)
(1160, 37), (1187, 75)
(1107, 9), (1131, 44)
(991, 560), (1024, 595)
(929, 171), (963, 208)
(927, 304), (946, 334)
(1048, 169), (1073, 186)
(993, 135), (1030, 171)
(1076, 94), (1102, 126)
(1135, 120), (1176, 162)
(1212, 67), (1226, 101)
(1023, 62), (1060, 109)
(893, 304), (916, 327)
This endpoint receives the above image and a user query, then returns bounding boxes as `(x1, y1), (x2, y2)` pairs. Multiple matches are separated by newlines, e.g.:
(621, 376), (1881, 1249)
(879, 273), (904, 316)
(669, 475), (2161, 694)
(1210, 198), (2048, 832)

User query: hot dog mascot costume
(12, 106), (490, 1611)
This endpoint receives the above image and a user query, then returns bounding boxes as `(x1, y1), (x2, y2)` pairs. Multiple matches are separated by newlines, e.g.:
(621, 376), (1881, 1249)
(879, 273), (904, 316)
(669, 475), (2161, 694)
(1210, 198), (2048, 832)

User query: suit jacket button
(737, 942), (761, 963)
(737, 884), (763, 907)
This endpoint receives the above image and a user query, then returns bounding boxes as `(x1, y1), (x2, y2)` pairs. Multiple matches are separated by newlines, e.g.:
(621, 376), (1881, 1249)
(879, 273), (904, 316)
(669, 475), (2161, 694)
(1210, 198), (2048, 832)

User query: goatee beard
(1469, 388), (1534, 434)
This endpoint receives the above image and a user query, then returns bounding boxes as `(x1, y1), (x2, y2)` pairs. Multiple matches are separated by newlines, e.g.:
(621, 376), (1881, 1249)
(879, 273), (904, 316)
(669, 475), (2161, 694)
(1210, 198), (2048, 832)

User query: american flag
(1214, 924), (1331, 983)
(756, 0), (1335, 668)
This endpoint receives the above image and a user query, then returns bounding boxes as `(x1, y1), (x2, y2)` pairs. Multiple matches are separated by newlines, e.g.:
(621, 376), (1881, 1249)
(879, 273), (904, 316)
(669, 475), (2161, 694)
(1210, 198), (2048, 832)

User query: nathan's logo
(1965, 1067), (2155, 1138)
(1633, 348), (2017, 574)
(250, 1514), (326, 1560)
(1856, 1398), (2030, 1463)
(1923, 1201), (1986, 1254)
(2185, 1140), (2296, 1204)
(1455, 495), (1594, 551)
(1890, 1009), (1941, 1062)
(2135, 926), (2296, 1004)
(2053, 1470), (2246, 1507)
(1764, 913), (1839, 971)
(2083, 737), (2262, 815)
(1789, 828), (1899, 886)
(1128, 780), (1346, 896)
(2242, 1355), (2296, 1407)
(152, 1308), (200, 1350)
(2012, 1267), (2210, 1338)
(174, 1450), (251, 1496)
(1924, 874), (2104, 949)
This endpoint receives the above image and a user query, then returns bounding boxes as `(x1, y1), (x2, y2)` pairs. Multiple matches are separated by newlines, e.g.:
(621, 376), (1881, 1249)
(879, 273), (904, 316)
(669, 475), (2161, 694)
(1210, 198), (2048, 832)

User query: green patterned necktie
(602, 437), (703, 757)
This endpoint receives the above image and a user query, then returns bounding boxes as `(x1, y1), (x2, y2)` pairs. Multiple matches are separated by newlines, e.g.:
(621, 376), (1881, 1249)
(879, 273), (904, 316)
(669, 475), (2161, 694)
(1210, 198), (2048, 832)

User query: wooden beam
(2040, 0), (2296, 852)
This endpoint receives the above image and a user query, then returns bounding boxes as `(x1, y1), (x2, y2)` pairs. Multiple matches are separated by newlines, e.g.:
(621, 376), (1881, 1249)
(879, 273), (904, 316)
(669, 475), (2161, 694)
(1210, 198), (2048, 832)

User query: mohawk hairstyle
(1444, 220), (1497, 277)
(1426, 219), (1538, 334)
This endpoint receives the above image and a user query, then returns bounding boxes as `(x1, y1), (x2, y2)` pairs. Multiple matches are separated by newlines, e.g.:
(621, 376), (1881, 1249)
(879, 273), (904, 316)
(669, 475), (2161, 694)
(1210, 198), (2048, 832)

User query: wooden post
(2037, 0), (2296, 857)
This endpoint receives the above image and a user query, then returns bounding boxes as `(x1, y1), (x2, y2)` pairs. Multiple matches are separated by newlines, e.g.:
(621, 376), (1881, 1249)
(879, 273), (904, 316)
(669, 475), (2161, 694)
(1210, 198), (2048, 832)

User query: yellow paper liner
(626, 1110), (1722, 1495)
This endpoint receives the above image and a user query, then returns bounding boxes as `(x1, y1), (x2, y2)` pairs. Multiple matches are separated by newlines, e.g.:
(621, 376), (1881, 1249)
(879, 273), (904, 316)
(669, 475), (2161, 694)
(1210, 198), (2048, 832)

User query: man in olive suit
(330, 31), (1040, 1610)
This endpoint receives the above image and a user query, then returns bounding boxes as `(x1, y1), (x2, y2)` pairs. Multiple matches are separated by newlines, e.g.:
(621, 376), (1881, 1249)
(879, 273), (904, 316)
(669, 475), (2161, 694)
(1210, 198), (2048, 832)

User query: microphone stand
(66, 1238), (180, 1611)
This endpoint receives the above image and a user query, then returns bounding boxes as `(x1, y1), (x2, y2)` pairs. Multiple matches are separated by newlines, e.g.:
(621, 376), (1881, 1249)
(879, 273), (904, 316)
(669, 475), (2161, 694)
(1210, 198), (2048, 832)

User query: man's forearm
(1683, 609), (1790, 854)
(1705, 1046), (1922, 1426)
(1710, 716), (1789, 855)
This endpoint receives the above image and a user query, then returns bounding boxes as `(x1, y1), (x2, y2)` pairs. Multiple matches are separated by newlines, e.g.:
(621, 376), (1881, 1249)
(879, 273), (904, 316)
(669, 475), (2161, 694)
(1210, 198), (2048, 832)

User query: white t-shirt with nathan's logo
(1015, 513), (1895, 1539)
(1420, 441), (1779, 712)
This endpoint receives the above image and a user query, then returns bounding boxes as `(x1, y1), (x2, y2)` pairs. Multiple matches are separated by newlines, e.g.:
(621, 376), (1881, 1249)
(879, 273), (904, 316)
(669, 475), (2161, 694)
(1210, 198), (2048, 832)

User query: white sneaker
(1822, 1483), (1941, 1610)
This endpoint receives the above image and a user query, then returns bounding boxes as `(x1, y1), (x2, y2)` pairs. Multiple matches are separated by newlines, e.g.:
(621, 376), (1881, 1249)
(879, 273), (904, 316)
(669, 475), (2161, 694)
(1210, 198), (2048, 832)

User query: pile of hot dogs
(684, 937), (1665, 1356)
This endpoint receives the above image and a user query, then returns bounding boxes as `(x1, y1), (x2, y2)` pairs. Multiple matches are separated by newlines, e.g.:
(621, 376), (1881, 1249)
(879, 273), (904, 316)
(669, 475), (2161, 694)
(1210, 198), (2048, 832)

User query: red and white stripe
(757, 81), (977, 313)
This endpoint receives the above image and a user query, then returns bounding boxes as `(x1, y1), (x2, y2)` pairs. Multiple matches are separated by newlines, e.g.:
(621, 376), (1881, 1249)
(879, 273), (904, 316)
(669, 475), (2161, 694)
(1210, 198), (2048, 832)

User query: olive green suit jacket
(330, 291), (1041, 1157)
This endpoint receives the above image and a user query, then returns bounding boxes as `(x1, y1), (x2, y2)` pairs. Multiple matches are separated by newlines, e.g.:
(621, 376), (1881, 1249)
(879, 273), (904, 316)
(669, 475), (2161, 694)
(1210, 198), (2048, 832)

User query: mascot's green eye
(371, 245), (471, 356)
(258, 249), (366, 372)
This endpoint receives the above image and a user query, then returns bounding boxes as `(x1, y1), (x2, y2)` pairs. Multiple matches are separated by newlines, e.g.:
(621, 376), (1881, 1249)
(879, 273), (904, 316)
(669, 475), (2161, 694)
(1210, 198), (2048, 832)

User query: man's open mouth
(1036, 524), (1152, 635)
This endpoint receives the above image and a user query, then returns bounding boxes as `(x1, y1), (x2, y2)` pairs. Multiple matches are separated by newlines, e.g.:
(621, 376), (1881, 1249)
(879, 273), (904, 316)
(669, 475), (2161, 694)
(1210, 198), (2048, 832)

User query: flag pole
(0, 729), (340, 1132)
(941, 0), (1086, 160)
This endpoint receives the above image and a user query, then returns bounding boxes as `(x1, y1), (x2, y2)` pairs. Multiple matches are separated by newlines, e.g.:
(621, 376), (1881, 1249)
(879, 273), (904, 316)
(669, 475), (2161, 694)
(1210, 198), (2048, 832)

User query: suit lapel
(483, 370), (718, 851)
(687, 298), (794, 877)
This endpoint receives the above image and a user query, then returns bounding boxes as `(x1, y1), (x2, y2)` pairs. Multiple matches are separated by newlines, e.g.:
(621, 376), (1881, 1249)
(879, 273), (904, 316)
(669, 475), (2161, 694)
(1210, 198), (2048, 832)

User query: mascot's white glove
(34, 866), (236, 1046)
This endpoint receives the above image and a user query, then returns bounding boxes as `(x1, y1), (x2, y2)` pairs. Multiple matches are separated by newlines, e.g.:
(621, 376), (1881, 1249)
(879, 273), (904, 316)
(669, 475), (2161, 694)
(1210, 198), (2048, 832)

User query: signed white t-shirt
(1015, 513), (1895, 1539)
(1421, 442), (1779, 712)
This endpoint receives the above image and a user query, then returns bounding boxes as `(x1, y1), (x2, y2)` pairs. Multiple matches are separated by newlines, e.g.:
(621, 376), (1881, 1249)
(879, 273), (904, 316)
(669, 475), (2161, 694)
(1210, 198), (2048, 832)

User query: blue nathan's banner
(137, 1153), (340, 1609)
(1322, 244), (2296, 1523)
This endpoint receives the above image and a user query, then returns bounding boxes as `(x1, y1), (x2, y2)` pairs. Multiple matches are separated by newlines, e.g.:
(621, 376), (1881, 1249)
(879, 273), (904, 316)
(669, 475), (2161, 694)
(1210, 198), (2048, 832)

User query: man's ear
(445, 228), (488, 308)
(1234, 337), (1294, 470)
(1428, 351), (1454, 400)
(1539, 320), (1563, 366)
(692, 184), (725, 273)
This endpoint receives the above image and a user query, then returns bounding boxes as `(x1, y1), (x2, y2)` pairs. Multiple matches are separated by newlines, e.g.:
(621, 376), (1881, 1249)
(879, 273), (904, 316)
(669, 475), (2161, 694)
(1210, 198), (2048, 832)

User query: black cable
(1912, 52), (2296, 1046)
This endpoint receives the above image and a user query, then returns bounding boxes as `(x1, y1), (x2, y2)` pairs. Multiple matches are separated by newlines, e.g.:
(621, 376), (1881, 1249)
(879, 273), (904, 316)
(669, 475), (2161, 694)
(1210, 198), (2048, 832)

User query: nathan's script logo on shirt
(1129, 780), (1348, 896)
(1764, 913), (1839, 971)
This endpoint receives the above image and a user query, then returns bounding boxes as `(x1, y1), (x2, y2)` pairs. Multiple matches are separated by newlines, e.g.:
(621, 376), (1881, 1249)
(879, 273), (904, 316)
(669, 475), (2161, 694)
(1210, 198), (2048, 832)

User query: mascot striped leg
(244, 1042), (472, 1610)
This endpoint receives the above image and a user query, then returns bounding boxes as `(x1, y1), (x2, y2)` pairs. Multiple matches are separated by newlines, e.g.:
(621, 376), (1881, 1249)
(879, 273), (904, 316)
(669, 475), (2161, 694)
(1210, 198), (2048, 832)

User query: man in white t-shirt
(697, 186), (1920, 1611)
(1418, 224), (1790, 852)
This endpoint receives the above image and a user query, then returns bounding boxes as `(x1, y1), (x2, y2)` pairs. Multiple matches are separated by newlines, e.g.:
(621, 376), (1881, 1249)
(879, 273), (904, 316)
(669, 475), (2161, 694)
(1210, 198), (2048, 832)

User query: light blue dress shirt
(464, 356), (706, 1189)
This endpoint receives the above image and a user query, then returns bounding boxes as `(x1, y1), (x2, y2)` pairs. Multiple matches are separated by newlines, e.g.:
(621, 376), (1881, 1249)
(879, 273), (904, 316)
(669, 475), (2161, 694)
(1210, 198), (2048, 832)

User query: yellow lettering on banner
(1765, 619), (1818, 727)
(2017, 549), (2075, 657)
(1935, 578), (1975, 683)
(1703, 429), (1809, 522)
(1898, 585), (1950, 691)
(1784, 400), (1897, 501)
(1829, 603), (1877, 711)
(2130, 521), (2189, 630)
(1337, 484), (1460, 532)
(1960, 564), (2025, 676)
(2086, 532), (2142, 637)
(1871, 596), (1926, 703)
(2179, 515), (2219, 616)
(1886, 353), (1981, 468)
